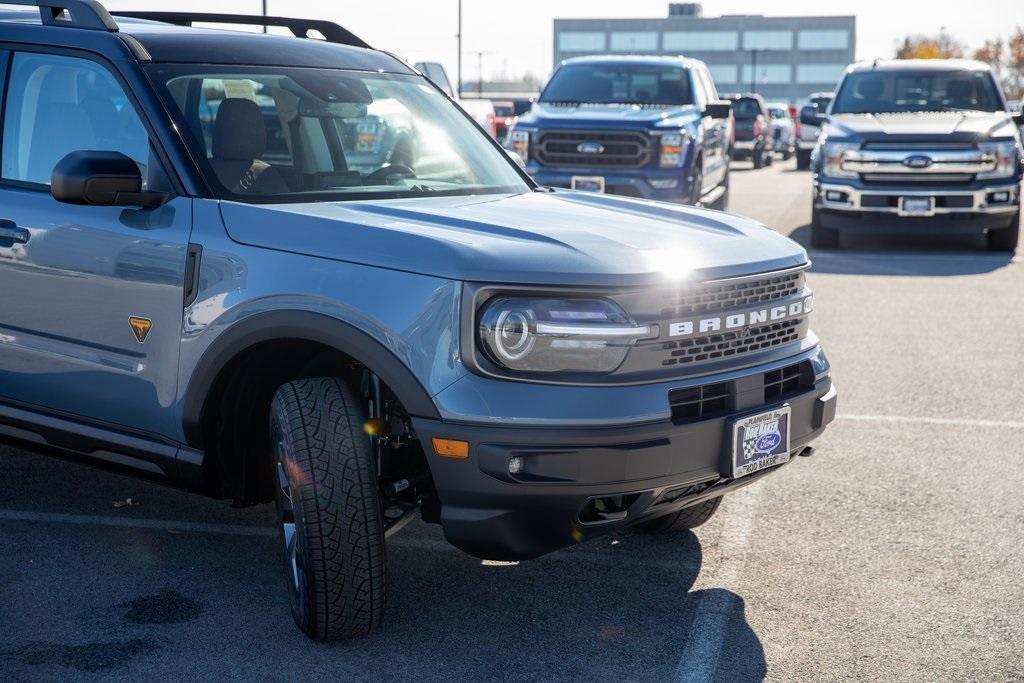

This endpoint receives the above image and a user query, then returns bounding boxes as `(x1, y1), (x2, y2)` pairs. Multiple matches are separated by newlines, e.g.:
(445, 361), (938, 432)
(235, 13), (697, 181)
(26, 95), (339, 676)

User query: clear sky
(105, 0), (1024, 85)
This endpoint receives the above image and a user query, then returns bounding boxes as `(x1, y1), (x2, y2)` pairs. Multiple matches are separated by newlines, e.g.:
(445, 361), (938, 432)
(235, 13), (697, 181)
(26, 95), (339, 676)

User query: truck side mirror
(51, 151), (167, 209)
(800, 105), (826, 127)
(1013, 111), (1024, 127)
(703, 101), (731, 119)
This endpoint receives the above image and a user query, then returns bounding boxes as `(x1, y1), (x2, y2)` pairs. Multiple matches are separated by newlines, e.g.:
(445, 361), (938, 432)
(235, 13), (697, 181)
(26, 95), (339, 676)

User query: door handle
(0, 220), (29, 244)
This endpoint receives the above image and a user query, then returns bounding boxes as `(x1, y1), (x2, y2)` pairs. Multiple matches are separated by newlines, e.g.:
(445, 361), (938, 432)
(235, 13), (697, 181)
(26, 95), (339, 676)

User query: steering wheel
(363, 164), (417, 186)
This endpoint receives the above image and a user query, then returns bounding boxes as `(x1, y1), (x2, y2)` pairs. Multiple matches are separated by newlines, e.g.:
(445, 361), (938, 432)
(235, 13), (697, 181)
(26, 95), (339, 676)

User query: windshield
(539, 64), (693, 106)
(768, 107), (788, 119)
(146, 66), (529, 202)
(832, 70), (1003, 114)
(730, 98), (762, 119)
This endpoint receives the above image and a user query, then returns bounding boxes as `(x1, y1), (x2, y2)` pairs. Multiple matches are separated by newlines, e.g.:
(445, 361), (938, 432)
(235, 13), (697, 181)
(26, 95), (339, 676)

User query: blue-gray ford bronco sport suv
(0, 1), (836, 641)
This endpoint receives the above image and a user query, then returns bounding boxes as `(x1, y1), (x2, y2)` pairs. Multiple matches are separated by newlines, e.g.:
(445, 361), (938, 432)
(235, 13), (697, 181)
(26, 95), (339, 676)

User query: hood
(521, 102), (699, 129)
(220, 191), (806, 287)
(825, 111), (1019, 140)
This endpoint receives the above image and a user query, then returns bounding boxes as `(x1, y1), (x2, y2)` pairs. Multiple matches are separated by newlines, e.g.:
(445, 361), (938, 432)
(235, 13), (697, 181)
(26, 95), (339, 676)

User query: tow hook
(797, 446), (816, 458)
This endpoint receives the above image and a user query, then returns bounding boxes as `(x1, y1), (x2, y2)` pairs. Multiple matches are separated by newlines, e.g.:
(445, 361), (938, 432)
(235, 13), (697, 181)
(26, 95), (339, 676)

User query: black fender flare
(180, 310), (441, 448)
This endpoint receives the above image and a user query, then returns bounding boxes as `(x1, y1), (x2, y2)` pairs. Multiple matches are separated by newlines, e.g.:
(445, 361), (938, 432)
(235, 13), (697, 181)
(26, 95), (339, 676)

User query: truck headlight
(478, 297), (652, 374)
(977, 141), (1019, 180)
(658, 132), (686, 168)
(820, 142), (859, 179)
(508, 130), (530, 163)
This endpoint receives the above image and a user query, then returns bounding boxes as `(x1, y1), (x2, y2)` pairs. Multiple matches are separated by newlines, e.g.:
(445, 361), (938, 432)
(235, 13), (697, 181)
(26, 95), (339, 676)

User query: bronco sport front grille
(535, 130), (651, 168)
(660, 319), (803, 367)
(660, 271), (803, 318)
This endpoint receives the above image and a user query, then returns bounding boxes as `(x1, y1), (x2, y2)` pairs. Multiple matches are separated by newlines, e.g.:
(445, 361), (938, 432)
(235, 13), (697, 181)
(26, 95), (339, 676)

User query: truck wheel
(796, 149), (811, 170)
(986, 212), (1020, 253)
(810, 207), (840, 249)
(269, 378), (385, 641)
(636, 498), (722, 532)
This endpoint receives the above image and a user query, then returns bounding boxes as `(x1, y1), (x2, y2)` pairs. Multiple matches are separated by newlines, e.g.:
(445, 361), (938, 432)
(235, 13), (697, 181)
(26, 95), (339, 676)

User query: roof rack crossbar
(2, 0), (118, 31)
(111, 12), (371, 49)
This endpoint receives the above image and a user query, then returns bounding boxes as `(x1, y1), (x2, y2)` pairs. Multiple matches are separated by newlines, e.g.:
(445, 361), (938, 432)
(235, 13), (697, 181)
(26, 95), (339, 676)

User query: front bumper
(815, 179), (1020, 234)
(413, 367), (837, 561)
(527, 163), (689, 202)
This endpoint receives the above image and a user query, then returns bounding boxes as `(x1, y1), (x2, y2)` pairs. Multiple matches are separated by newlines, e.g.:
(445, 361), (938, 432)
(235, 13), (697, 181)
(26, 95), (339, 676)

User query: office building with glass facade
(553, 6), (855, 102)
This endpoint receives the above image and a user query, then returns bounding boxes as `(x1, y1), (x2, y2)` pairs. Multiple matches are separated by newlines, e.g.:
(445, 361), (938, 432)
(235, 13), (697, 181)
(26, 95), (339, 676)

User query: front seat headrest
(213, 98), (267, 161)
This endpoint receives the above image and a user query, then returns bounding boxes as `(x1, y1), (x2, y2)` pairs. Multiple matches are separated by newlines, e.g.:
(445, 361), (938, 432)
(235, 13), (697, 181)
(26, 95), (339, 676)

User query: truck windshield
(539, 64), (693, 107)
(146, 65), (529, 203)
(832, 70), (1003, 114)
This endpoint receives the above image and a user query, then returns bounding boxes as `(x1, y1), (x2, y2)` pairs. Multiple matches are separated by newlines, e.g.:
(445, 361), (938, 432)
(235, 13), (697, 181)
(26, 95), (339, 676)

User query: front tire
(796, 149), (811, 170)
(270, 378), (385, 641)
(810, 206), (840, 249)
(986, 212), (1020, 253)
(636, 498), (722, 532)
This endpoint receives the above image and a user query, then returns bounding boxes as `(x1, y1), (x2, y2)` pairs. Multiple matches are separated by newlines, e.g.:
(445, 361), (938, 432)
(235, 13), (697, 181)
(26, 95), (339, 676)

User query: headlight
(657, 132), (687, 168)
(478, 297), (652, 374)
(977, 141), (1019, 180)
(820, 141), (859, 178)
(508, 130), (530, 163)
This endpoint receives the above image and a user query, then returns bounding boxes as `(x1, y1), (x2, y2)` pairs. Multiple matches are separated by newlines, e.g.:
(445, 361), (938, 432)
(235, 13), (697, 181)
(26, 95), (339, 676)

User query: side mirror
(703, 101), (731, 119)
(800, 105), (827, 127)
(505, 148), (527, 169)
(51, 151), (167, 209)
(1013, 111), (1024, 127)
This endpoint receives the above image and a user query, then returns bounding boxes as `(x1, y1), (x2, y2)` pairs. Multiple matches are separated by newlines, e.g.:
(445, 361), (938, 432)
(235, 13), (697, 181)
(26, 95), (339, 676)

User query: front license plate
(730, 406), (791, 479)
(899, 196), (934, 216)
(571, 176), (605, 193)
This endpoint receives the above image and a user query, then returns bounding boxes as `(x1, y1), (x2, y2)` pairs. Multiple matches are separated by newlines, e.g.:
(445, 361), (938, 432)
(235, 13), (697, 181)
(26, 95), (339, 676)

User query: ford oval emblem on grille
(903, 155), (933, 169)
(577, 141), (605, 154)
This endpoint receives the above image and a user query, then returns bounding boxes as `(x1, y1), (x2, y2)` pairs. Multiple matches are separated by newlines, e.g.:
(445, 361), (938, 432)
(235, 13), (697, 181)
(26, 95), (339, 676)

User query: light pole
(456, 0), (462, 98)
(261, 0), (267, 33)
(749, 48), (758, 93)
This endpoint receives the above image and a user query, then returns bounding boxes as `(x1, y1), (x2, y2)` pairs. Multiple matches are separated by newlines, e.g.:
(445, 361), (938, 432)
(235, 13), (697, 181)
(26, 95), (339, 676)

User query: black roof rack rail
(111, 12), (372, 49)
(3, 0), (118, 31)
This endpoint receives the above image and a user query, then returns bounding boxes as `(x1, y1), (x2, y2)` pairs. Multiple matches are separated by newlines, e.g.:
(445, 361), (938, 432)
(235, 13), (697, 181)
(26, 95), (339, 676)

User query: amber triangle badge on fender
(128, 317), (152, 343)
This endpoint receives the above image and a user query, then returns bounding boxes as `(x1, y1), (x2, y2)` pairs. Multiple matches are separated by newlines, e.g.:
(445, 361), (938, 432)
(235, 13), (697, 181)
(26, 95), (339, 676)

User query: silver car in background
(766, 102), (796, 160)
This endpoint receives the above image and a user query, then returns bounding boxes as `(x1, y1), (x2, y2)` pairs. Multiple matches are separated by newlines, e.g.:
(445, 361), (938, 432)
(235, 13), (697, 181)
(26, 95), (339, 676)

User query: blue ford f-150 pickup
(507, 56), (733, 209)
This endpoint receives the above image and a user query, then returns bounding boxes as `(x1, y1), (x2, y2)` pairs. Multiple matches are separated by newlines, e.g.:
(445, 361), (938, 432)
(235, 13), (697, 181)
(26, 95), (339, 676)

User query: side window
(699, 68), (719, 102)
(1, 52), (150, 186)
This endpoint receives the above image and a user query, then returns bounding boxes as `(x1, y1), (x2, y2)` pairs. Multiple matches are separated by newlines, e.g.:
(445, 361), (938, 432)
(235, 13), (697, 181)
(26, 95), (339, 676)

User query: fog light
(824, 190), (847, 202)
(989, 191), (1010, 203)
(650, 178), (680, 189)
(508, 456), (524, 474)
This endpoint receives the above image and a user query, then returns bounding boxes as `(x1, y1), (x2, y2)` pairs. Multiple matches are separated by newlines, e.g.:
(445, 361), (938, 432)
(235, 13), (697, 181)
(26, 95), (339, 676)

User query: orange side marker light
(432, 437), (469, 459)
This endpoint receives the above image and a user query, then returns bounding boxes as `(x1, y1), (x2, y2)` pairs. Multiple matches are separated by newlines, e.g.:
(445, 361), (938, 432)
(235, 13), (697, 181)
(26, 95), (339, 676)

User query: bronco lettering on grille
(668, 295), (813, 338)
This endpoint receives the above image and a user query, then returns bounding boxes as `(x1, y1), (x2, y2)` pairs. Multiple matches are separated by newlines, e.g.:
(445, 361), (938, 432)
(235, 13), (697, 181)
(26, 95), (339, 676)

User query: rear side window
(1, 52), (150, 186)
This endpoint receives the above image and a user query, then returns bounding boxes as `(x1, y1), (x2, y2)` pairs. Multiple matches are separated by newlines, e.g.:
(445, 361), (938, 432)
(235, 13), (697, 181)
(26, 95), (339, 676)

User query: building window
(740, 64), (792, 85)
(796, 64), (847, 85)
(609, 31), (658, 52)
(742, 30), (793, 50)
(663, 30), (739, 52)
(707, 64), (738, 85)
(798, 30), (850, 50)
(558, 32), (606, 52)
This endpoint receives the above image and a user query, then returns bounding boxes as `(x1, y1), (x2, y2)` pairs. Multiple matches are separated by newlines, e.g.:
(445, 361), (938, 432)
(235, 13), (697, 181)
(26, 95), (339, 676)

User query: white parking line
(837, 413), (1024, 429)
(674, 485), (765, 683)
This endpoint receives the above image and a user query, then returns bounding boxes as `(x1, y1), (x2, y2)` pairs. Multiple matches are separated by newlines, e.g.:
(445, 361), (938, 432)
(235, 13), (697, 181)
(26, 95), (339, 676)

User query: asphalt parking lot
(2, 158), (1022, 682)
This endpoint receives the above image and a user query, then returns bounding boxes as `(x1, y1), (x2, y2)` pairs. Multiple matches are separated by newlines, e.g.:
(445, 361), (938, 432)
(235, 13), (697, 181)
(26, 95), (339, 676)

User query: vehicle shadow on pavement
(788, 223), (1015, 276)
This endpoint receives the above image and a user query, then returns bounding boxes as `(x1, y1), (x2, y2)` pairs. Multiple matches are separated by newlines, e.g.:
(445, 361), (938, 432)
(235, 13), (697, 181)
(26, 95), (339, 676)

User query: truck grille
(842, 145), (994, 184)
(660, 271), (804, 318)
(535, 130), (651, 168)
(660, 319), (803, 367)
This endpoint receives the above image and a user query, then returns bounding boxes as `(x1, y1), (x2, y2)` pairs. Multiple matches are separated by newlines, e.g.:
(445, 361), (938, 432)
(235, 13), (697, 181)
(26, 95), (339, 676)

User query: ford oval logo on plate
(577, 141), (605, 154)
(754, 432), (782, 453)
(903, 155), (933, 169)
